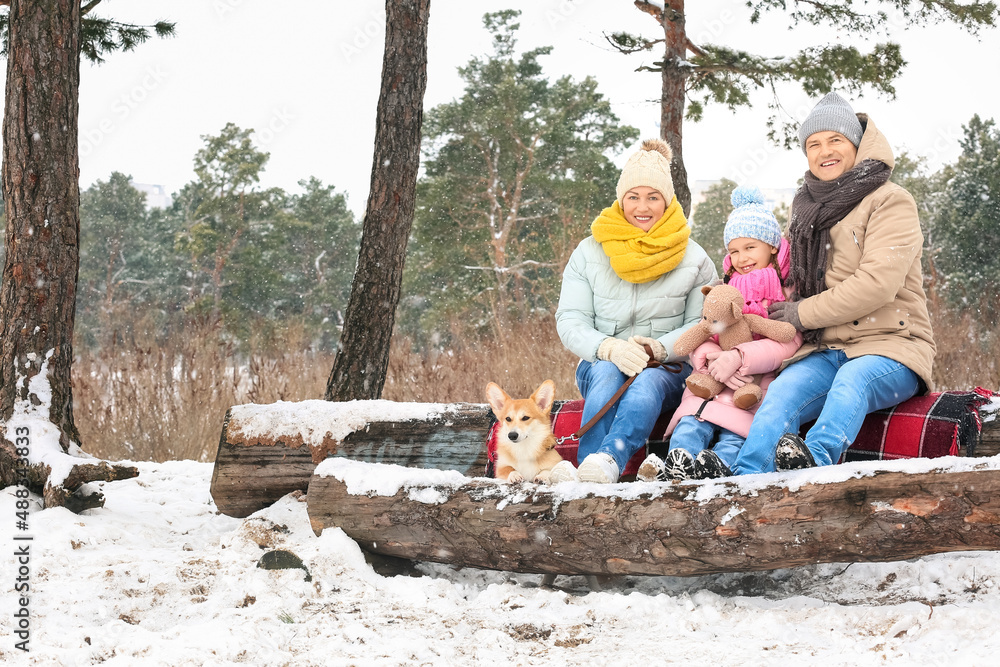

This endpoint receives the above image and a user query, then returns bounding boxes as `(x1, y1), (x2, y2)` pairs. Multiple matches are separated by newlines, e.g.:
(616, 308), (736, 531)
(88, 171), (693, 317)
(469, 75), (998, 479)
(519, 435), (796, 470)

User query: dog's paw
(507, 471), (525, 484)
(533, 471), (551, 484)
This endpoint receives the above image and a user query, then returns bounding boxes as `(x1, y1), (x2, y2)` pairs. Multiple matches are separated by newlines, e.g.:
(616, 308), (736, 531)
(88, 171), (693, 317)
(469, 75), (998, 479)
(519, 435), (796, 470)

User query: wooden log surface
(307, 457), (1000, 577)
(210, 400), (493, 518)
(212, 397), (1000, 518)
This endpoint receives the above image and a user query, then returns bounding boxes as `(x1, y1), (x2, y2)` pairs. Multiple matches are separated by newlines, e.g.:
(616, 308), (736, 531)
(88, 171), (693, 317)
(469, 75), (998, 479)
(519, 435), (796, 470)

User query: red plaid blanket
(485, 388), (997, 477)
(840, 387), (996, 462)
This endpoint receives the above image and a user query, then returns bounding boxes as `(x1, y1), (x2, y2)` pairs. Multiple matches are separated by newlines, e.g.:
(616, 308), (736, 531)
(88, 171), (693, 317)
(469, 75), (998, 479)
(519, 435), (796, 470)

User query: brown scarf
(788, 158), (892, 344)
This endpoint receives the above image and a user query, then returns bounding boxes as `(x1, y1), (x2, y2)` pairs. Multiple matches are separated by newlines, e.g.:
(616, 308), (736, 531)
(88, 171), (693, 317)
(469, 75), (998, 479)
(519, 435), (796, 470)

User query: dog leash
(556, 344), (682, 446)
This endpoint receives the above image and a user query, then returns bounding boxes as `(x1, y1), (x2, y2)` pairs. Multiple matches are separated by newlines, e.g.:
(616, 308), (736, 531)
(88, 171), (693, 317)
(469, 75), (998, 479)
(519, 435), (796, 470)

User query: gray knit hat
(616, 138), (675, 206)
(798, 92), (863, 154)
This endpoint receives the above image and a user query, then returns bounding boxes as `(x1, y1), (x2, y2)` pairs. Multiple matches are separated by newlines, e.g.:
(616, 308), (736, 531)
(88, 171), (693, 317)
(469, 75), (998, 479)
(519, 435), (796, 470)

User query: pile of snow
(3, 461), (1000, 664)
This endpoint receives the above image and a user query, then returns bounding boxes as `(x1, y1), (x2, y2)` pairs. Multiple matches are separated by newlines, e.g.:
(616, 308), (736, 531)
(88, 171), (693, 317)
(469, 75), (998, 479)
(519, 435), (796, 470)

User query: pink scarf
(723, 237), (790, 318)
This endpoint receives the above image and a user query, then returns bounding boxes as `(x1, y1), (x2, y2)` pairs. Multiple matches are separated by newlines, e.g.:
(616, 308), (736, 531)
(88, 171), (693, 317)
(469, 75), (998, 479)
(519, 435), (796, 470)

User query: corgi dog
(485, 379), (565, 484)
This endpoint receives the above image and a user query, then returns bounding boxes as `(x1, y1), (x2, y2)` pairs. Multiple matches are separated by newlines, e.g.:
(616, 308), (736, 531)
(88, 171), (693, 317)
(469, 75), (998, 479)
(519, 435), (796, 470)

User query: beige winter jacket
(788, 114), (936, 391)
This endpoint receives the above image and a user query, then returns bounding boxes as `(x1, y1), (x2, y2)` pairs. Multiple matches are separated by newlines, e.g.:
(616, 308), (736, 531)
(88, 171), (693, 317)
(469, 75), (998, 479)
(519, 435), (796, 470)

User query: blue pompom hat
(723, 185), (782, 249)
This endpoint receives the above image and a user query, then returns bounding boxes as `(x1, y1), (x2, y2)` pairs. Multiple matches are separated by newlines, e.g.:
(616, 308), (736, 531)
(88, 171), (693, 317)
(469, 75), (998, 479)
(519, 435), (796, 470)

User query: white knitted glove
(629, 335), (666, 362)
(597, 338), (648, 377)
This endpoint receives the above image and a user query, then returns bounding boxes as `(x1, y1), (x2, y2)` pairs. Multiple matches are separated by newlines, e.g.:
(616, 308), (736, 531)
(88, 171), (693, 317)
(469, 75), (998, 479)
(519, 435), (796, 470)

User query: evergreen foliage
(401, 10), (637, 339)
(611, 1), (999, 148)
(69, 127), (361, 350)
(690, 178), (738, 275)
(927, 115), (1000, 319)
(0, 1), (176, 64)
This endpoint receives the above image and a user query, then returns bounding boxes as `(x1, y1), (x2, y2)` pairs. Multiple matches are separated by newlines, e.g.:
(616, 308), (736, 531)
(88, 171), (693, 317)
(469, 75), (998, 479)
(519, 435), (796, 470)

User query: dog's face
(485, 380), (555, 445)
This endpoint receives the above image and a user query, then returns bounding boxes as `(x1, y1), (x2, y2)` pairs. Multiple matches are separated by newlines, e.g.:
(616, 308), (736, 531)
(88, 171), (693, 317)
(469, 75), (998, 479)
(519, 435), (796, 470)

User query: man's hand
(768, 300), (804, 332)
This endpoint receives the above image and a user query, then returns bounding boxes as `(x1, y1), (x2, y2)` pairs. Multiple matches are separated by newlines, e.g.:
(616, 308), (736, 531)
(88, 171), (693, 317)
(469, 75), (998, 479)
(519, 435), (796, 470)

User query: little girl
(638, 185), (803, 481)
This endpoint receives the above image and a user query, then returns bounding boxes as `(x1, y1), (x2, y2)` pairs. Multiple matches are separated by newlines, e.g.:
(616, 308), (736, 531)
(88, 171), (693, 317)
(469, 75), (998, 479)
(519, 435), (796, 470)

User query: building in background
(130, 182), (173, 209)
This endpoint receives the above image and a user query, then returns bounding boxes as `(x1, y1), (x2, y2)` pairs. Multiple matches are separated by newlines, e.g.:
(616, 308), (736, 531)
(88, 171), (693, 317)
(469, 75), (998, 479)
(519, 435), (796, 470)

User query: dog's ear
(531, 380), (556, 414)
(485, 382), (508, 415)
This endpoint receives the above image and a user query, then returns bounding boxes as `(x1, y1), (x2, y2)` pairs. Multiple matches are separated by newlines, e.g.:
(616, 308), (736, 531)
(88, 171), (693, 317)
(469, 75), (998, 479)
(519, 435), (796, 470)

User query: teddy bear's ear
(732, 300), (743, 319)
(701, 285), (713, 296)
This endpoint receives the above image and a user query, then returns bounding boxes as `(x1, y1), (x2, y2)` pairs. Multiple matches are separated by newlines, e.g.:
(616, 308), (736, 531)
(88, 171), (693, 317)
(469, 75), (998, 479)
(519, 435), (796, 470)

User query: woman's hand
(628, 335), (666, 362)
(597, 338), (648, 377)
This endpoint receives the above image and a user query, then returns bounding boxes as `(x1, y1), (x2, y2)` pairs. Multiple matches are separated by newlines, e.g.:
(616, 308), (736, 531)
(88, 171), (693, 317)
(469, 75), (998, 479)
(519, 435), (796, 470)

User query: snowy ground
(4, 460), (1000, 666)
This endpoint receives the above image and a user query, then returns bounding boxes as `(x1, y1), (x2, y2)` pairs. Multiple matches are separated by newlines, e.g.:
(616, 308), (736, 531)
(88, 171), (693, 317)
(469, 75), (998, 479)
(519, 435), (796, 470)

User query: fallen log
(210, 400), (491, 518)
(307, 457), (1000, 577)
(211, 396), (1000, 518)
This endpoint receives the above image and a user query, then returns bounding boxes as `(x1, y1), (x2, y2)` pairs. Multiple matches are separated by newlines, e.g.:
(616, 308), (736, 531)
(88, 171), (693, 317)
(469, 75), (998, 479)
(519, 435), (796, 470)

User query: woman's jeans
(575, 359), (690, 473)
(732, 350), (920, 475)
(669, 416), (745, 468)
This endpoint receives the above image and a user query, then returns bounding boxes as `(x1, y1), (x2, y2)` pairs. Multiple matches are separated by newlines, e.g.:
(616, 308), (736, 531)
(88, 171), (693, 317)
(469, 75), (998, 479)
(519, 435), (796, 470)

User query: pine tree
(928, 115), (1000, 320)
(402, 10), (637, 340)
(325, 0), (431, 402)
(77, 173), (150, 347)
(609, 0), (999, 216)
(0, 1), (173, 509)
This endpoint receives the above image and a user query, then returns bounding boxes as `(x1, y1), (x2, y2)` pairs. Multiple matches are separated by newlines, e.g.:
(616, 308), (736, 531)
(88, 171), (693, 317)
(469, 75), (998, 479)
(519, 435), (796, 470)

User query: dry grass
(74, 325), (334, 464)
(73, 307), (996, 464)
(382, 316), (581, 403)
(928, 301), (1000, 391)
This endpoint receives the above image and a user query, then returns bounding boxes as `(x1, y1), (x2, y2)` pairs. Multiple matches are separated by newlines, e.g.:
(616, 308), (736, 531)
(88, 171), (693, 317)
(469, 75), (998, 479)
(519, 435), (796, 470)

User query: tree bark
(1, 0), (81, 446)
(0, 1), (137, 507)
(325, 0), (431, 401)
(658, 1), (692, 217)
(308, 464), (1000, 577)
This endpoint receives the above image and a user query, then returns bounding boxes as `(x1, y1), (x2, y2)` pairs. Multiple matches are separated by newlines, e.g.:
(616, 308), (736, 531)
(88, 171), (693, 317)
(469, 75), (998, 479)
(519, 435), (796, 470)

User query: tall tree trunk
(0, 1), (138, 509)
(659, 1), (692, 217)
(1, 0), (82, 449)
(325, 0), (430, 401)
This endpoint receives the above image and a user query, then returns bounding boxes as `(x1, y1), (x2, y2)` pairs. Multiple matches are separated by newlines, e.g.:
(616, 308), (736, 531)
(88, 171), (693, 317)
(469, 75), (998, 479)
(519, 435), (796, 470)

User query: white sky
(58, 0), (1000, 215)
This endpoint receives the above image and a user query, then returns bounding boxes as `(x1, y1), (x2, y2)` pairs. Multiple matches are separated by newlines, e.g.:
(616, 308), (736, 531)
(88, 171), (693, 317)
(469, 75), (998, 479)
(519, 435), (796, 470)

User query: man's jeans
(732, 350), (919, 475)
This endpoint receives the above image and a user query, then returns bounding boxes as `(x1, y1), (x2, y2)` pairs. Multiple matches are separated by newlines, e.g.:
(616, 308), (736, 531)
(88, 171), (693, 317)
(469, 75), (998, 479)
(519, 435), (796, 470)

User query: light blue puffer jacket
(556, 236), (718, 363)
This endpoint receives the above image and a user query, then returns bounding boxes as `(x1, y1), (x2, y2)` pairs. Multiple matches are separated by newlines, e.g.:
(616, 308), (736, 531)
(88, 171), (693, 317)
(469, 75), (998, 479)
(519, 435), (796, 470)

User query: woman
(732, 92), (936, 475)
(552, 138), (717, 484)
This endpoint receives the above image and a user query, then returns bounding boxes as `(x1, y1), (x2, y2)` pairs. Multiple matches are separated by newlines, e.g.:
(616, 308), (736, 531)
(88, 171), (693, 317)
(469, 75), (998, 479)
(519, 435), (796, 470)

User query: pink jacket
(664, 333), (803, 438)
(663, 237), (801, 439)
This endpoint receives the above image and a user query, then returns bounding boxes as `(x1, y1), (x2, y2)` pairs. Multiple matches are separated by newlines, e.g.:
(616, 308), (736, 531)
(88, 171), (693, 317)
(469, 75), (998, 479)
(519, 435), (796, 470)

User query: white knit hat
(616, 138), (675, 206)
(798, 92), (863, 154)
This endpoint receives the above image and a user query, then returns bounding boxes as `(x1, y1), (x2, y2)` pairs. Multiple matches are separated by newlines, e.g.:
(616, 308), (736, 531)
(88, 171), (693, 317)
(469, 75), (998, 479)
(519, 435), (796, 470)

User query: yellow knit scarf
(591, 197), (690, 283)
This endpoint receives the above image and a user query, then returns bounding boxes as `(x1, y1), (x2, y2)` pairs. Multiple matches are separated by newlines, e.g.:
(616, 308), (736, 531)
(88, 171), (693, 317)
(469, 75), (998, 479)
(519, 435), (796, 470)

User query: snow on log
(307, 457), (1000, 577)
(210, 399), (492, 518)
(213, 398), (1000, 518)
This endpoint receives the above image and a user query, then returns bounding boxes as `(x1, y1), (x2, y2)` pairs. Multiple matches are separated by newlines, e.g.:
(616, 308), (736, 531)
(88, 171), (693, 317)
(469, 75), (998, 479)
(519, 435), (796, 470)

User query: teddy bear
(673, 284), (798, 409)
